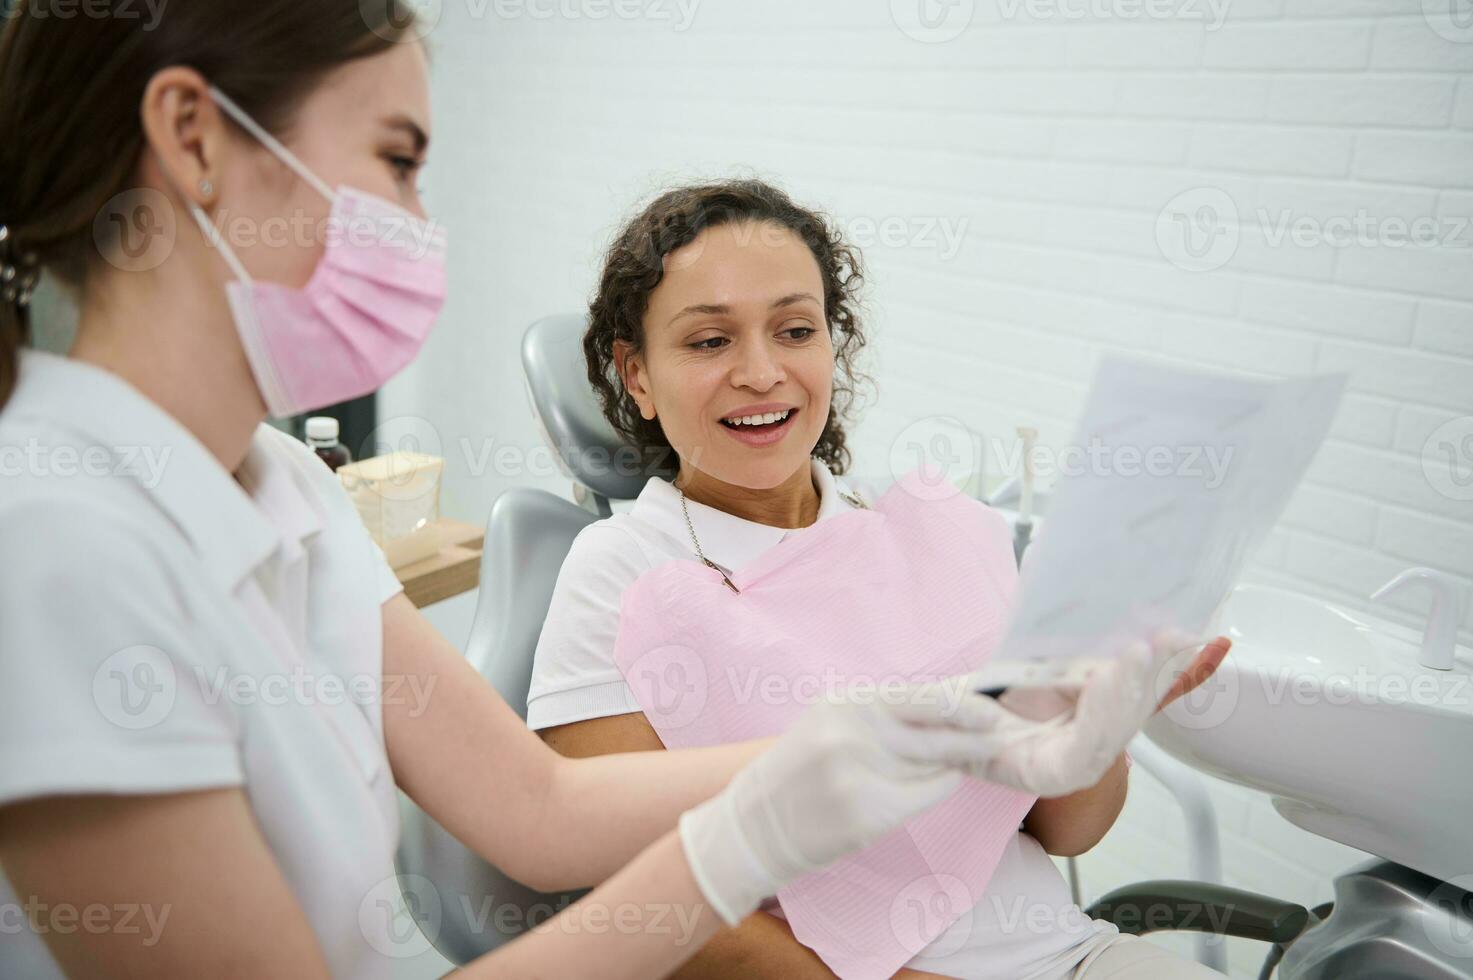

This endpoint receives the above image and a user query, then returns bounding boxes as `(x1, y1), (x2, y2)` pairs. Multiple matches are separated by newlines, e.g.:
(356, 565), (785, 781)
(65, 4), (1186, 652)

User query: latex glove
(899, 628), (1202, 799)
(678, 693), (977, 925)
(677, 631), (1193, 924)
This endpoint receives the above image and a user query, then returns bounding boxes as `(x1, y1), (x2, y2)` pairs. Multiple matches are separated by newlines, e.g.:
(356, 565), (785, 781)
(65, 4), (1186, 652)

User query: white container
(338, 451), (444, 568)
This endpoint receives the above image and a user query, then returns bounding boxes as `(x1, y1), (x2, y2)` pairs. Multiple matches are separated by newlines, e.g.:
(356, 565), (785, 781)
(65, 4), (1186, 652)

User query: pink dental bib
(613, 469), (1037, 979)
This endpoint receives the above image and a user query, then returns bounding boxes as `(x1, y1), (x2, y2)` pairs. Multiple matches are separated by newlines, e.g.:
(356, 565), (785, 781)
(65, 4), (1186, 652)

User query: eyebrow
(669, 292), (821, 327)
(383, 114), (429, 155)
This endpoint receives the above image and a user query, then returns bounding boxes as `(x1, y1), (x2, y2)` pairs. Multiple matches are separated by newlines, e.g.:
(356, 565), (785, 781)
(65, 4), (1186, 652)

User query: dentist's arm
(543, 712), (947, 980)
(0, 595), (763, 980)
(380, 593), (769, 890)
(0, 692), (939, 980)
(0, 615), (967, 980)
(542, 713), (822, 979)
(0, 601), (1160, 978)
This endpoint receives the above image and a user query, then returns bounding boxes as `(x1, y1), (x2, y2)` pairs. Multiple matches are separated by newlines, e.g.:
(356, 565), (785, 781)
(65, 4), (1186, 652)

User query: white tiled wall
(390, 1), (1472, 975)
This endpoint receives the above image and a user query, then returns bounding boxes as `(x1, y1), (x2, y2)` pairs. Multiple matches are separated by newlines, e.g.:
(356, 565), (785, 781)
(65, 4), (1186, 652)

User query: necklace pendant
(701, 557), (741, 594)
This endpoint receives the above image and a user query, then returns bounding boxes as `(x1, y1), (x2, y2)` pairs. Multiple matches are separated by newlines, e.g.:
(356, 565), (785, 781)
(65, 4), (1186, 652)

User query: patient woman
(526, 179), (1230, 980)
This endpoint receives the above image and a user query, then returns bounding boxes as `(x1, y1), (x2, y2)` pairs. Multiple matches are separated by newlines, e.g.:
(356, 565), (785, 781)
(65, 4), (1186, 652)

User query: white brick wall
(393, 2), (1473, 975)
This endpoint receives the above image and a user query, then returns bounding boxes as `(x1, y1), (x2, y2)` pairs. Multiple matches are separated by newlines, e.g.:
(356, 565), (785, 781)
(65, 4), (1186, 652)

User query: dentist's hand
(677, 631), (1224, 925)
(678, 693), (988, 925)
(899, 629), (1211, 799)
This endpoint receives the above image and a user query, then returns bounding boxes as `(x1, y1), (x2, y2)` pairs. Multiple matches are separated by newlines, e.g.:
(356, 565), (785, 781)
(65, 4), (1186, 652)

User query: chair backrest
(396, 314), (657, 964)
(464, 488), (598, 707)
(521, 313), (676, 509)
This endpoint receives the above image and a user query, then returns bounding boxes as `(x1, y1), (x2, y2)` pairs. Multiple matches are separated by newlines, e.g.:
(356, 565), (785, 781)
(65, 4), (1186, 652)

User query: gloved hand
(678, 629), (1196, 925)
(678, 693), (973, 925)
(900, 627), (1203, 799)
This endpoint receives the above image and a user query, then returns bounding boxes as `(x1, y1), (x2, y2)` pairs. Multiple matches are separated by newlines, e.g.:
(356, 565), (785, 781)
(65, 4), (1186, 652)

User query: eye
(782, 323), (817, 341)
(690, 336), (728, 351)
(386, 153), (422, 184)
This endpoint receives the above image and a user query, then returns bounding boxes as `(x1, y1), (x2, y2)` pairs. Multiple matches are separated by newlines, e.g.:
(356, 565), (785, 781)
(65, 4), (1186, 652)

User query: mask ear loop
(186, 202), (252, 284)
(184, 84), (341, 284)
(206, 85), (336, 204)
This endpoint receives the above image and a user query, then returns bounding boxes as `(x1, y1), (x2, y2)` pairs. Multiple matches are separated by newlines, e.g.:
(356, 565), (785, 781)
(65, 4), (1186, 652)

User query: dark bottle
(306, 416), (352, 472)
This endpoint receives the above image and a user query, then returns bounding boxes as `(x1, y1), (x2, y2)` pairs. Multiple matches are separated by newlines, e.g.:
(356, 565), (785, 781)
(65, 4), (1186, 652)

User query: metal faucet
(1370, 567), (1466, 671)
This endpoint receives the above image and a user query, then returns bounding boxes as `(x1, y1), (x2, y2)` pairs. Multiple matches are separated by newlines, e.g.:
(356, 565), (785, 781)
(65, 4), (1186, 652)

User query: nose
(730, 336), (785, 392)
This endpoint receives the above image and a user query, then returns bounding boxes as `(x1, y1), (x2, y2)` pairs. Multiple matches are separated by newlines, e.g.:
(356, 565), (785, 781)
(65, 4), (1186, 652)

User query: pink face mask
(187, 86), (447, 419)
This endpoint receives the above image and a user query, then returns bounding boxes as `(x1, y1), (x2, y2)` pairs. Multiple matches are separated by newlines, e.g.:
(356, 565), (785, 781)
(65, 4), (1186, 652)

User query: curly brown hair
(583, 178), (870, 475)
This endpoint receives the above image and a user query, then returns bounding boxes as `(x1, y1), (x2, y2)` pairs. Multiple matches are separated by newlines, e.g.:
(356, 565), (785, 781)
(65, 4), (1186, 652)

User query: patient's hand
(1154, 636), (1232, 712)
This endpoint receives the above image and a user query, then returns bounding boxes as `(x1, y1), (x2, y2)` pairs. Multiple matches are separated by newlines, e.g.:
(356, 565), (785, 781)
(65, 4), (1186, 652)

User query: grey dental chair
(394, 314), (675, 963)
(396, 314), (1456, 979)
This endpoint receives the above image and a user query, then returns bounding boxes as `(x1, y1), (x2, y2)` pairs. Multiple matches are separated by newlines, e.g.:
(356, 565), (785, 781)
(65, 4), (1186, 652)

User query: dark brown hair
(583, 178), (871, 475)
(0, 0), (423, 410)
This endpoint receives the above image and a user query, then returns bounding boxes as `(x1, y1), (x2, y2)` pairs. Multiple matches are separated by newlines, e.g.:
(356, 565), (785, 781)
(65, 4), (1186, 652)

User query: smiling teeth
(726, 410), (792, 426)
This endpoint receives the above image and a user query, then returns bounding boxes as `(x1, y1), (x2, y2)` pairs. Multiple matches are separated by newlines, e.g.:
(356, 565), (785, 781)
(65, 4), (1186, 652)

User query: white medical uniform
(0, 350), (407, 979)
(526, 458), (1129, 980)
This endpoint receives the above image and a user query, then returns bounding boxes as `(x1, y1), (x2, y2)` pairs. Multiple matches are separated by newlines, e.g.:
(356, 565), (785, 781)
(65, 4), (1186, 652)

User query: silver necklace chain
(676, 481), (868, 595)
(677, 488), (739, 593)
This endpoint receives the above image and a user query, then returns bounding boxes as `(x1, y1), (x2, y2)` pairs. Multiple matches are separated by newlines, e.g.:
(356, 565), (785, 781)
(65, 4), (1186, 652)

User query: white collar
(630, 458), (859, 573)
(11, 349), (324, 592)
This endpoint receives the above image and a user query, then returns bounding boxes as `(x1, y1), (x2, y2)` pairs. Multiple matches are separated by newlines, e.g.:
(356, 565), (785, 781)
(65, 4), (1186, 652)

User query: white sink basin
(1144, 584), (1473, 882)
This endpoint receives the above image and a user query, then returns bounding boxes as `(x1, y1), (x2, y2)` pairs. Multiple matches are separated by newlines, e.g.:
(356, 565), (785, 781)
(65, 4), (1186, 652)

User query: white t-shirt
(527, 458), (1123, 980)
(0, 350), (409, 979)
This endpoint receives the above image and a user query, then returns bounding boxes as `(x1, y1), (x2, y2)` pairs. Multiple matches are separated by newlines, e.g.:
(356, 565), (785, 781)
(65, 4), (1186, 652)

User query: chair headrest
(521, 314), (678, 502)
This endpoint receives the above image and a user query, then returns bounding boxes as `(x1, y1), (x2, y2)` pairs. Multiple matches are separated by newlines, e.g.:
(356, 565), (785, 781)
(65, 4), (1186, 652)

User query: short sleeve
(372, 546), (406, 605)
(525, 521), (653, 730)
(0, 496), (244, 807)
(267, 426), (404, 606)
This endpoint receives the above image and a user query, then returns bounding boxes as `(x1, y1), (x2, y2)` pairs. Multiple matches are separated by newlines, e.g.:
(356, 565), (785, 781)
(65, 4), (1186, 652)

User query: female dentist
(0, 3), (1179, 977)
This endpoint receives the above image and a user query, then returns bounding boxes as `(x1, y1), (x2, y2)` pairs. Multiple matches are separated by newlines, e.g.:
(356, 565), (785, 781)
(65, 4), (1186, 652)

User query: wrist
(677, 791), (780, 926)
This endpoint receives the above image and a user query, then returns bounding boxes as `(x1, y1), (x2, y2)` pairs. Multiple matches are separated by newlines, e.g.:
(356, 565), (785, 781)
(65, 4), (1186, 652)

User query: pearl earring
(199, 179), (214, 197)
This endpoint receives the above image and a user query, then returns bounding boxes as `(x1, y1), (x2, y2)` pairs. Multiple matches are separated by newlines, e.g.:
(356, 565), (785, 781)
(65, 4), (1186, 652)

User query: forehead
(299, 42), (431, 137)
(656, 221), (823, 301)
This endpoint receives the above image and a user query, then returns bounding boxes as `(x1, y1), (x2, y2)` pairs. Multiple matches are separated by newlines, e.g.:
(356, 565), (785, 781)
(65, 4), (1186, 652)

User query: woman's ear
(138, 66), (227, 210)
(614, 340), (657, 422)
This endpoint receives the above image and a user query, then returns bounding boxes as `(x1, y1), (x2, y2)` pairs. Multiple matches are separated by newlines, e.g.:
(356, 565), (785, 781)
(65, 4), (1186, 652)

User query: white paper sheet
(994, 356), (1348, 663)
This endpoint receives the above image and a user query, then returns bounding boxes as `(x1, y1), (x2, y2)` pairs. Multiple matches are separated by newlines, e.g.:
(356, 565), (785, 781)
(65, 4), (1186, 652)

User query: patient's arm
(542, 713), (952, 980)
(1022, 752), (1129, 857)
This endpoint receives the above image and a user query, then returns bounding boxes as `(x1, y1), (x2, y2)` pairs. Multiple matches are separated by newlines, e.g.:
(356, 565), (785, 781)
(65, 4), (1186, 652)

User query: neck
(676, 460), (820, 529)
(69, 256), (267, 476)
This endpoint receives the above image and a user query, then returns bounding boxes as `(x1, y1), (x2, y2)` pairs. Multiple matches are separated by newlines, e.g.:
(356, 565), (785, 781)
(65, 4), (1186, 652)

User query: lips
(721, 408), (794, 428)
(718, 407), (800, 447)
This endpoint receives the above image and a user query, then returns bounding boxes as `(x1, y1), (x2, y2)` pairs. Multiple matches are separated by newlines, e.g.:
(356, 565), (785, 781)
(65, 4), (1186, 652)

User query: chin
(706, 448), (819, 492)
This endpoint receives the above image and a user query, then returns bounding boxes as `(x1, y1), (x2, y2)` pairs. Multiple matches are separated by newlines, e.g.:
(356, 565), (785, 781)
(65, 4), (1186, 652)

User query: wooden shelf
(393, 519), (485, 609)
